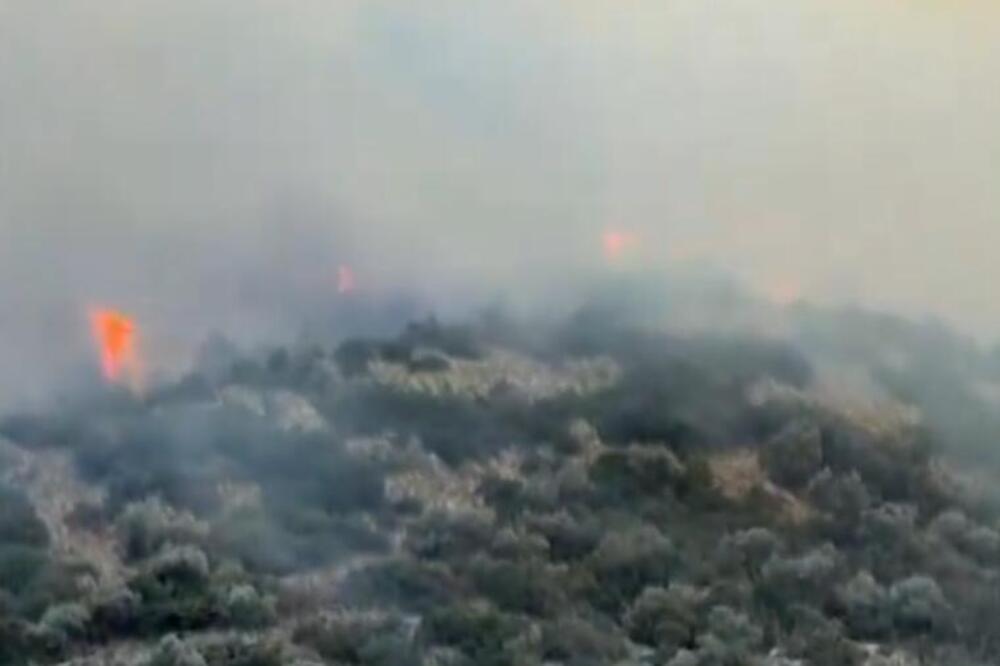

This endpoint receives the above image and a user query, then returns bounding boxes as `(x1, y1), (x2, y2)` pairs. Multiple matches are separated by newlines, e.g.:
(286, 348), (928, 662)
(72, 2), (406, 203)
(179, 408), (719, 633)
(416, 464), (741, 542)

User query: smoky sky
(2, 0), (1000, 403)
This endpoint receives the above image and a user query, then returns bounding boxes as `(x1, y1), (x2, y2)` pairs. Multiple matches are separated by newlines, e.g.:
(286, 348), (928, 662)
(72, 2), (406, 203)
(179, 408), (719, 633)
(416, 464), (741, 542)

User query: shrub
(587, 526), (675, 610)
(293, 613), (419, 666)
(89, 586), (141, 637)
(780, 603), (862, 666)
(199, 635), (284, 666)
(698, 605), (762, 660)
(889, 575), (950, 634)
(0, 484), (49, 548)
(117, 497), (208, 561)
(928, 510), (1000, 563)
(470, 556), (568, 617)
(589, 445), (685, 500)
(222, 584), (276, 629)
(539, 615), (627, 665)
(624, 585), (701, 648)
(808, 470), (872, 536)
(525, 512), (601, 562)
(761, 421), (822, 489)
(0, 545), (49, 597)
(836, 572), (890, 639)
(423, 602), (525, 666)
(717, 528), (781, 577)
(146, 545), (211, 587)
(759, 544), (840, 612)
(149, 634), (208, 666)
(39, 602), (90, 641)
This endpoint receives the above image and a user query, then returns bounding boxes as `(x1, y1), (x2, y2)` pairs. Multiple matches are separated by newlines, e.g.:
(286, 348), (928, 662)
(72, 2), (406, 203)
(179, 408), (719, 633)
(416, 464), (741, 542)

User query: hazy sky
(2, 0), (1000, 398)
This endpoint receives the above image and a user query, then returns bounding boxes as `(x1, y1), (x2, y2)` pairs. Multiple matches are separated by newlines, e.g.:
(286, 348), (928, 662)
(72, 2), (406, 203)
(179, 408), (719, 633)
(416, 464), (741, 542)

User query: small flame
(602, 229), (638, 261)
(763, 277), (802, 306)
(337, 264), (356, 294)
(88, 307), (141, 388)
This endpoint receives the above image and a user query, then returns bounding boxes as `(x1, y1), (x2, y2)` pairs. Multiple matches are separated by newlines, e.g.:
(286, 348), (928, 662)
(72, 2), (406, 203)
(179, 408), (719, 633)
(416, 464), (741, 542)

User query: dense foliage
(3, 309), (1000, 664)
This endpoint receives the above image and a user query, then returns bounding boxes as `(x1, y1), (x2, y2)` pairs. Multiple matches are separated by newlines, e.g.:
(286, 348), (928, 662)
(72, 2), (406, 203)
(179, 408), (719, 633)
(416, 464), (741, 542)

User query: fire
(88, 308), (141, 387)
(337, 264), (356, 294)
(602, 229), (638, 261)
(762, 277), (803, 306)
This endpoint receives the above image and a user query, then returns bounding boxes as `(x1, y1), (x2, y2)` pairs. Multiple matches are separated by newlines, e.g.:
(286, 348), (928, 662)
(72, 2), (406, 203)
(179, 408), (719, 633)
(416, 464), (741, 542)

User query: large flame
(88, 308), (141, 387)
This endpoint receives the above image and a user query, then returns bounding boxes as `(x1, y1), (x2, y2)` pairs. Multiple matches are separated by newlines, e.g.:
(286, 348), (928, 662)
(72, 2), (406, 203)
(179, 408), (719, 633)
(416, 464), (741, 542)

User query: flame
(88, 308), (141, 387)
(337, 264), (356, 294)
(602, 229), (638, 261)
(762, 277), (802, 306)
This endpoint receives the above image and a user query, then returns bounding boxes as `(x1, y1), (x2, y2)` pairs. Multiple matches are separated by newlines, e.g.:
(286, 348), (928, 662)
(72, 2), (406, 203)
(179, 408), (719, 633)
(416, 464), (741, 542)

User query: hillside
(3, 309), (1000, 665)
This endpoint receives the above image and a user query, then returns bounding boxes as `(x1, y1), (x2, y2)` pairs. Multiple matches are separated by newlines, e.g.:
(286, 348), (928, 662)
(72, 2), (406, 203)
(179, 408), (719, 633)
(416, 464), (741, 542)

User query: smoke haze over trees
(5, 2), (1000, 664)
(4, 300), (1000, 663)
(4, 1), (1000, 402)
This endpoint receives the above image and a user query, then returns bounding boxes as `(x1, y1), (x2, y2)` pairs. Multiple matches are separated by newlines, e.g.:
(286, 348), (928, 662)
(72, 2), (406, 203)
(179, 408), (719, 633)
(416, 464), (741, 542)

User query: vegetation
(3, 307), (1000, 664)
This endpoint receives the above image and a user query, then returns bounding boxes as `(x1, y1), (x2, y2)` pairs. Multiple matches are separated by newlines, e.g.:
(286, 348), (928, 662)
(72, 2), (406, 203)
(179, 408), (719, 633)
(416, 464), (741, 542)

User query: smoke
(2, 0), (1000, 404)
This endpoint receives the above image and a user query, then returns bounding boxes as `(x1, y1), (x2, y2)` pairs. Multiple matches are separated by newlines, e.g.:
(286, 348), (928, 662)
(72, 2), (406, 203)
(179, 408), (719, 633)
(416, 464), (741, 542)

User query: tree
(760, 421), (822, 489)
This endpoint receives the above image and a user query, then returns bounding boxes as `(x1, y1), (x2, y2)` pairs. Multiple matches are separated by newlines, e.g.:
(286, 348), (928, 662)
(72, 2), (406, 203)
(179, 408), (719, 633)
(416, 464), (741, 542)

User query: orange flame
(602, 229), (638, 261)
(88, 308), (141, 387)
(337, 264), (356, 294)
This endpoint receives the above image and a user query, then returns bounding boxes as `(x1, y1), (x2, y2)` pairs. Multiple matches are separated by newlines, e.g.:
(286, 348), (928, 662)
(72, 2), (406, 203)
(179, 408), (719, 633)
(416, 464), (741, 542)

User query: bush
(587, 526), (675, 610)
(539, 615), (627, 665)
(146, 545), (211, 587)
(0, 484), (49, 548)
(589, 445), (685, 500)
(222, 584), (276, 629)
(624, 585), (701, 648)
(761, 421), (822, 489)
(928, 510), (1000, 563)
(780, 604), (862, 666)
(293, 614), (419, 666)
(338, 558), (460, 613)
(759, 544), (840, 612)
(128, 546), (220, 635)
(0, 545), (49, 597)
(889, 575), (950, 634)
(89, 586), (141, 637)
(118, 497), (208, 561)
(423, 602), (525, 666)
(836, 572), (890, 639)
(149, 634), (208, 666)
(525, 512), (601, 562)
(334, 339), (384, 377)
(808, 470), (872, 536)
(39, 602), (90, 641)
(470, 556), (568, 617)
(717, 528), (781, 577)
(199, 636), (284, 666)
(699, 605), (762, 658)
(407, 510), (495, 562)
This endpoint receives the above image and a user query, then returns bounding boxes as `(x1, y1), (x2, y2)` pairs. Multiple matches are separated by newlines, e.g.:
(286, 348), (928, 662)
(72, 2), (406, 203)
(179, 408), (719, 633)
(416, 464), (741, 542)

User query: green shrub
(761, 421), (822, 489)
(889, 575), (950, 634)
(149, 634), (208, 666)
(222, 584), (275, 629)
(586, 526), (675, 611)
(624, 585), (701, 648)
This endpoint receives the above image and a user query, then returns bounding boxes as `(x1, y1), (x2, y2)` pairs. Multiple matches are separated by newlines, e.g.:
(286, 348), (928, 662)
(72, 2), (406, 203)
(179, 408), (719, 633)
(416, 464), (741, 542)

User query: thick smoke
(3, 1), (1000, 406)
(7, 4), (1000, 664)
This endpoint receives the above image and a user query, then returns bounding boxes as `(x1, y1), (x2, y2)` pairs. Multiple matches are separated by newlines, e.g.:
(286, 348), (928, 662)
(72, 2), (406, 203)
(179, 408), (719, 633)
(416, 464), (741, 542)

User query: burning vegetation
(88, 308), (142, 390)
(3, 298), (1000, 665)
